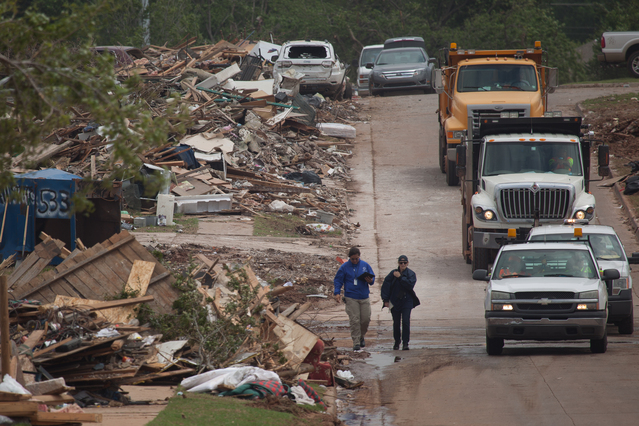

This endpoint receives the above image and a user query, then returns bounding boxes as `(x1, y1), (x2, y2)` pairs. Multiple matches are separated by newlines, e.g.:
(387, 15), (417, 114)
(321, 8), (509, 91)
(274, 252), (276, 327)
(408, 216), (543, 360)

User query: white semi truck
(456, 116), (611, 271)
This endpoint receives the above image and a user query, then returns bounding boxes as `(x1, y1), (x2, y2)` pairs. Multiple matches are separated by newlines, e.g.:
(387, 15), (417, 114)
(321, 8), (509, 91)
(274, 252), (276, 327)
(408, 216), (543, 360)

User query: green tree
(0, 1), (186, 208)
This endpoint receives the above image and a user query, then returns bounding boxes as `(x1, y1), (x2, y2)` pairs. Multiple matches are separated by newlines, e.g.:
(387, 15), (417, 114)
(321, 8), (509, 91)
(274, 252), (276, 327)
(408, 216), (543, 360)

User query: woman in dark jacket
(381, 255), (418, 350)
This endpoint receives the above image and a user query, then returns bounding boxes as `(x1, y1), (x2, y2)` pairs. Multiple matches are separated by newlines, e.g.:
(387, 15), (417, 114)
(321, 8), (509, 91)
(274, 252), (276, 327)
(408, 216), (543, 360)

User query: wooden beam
(0, 277), (10, 378)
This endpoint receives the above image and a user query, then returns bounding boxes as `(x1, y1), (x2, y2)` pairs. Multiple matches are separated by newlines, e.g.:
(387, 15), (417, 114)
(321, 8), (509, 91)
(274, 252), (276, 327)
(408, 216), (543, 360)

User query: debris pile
(10, 38), (363, 238)
(1, 231), (354, 419)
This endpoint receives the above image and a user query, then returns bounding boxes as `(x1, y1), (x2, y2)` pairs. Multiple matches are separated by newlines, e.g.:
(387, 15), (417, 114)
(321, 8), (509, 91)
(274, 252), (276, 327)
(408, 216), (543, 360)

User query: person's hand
(383, 301), (389, 308)
(335, 294), (342, 304)
(364, 276), (373, 284)
(393, 270), (401, 278)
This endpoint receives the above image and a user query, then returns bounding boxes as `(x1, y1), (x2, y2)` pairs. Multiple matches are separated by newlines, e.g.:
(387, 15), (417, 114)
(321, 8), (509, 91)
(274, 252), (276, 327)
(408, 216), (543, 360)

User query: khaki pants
(344, 297), (371, 345)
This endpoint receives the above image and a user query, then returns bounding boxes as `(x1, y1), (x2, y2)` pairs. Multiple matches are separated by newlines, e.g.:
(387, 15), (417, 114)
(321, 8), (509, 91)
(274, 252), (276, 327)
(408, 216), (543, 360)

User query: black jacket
(381, 267), (419, 309)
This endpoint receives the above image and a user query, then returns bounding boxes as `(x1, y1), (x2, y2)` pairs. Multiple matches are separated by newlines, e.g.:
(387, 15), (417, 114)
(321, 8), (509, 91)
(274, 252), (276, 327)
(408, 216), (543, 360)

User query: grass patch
(148, 392), (327, 426)
(565, 78), (639, 85)
(580, 91), (639, 110)
(253, 213), (342, 238)
(131, 213), (199, 234)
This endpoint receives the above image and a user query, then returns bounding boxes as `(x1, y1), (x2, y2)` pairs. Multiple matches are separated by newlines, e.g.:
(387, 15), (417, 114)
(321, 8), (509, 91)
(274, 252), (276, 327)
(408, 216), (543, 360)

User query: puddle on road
(366, 352), (398, 370)
(339, 405), (393, 426)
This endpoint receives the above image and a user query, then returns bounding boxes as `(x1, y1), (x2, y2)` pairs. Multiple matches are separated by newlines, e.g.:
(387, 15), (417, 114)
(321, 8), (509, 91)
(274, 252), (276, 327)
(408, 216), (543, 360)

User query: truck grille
(500, 188), (571, 220)
(514, 292), (576, 312)
(471, 109), (526, 135)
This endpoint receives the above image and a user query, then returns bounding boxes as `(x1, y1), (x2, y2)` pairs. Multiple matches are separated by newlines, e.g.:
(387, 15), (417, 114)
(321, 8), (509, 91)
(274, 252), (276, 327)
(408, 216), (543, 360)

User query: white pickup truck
(598, 31), (639, 78)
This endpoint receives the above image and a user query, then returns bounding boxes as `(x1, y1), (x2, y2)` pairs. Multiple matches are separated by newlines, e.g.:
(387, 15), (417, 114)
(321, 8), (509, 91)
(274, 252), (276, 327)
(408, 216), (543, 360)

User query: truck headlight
(491, 291), (512, 300)
(474, 206), (497, 221)
(577, 290), (599, 310)
(492, 303), (514, 311)
(573, 207), (594, 220)
(452, 130), (466, 139)
(612, 277), (629, 295)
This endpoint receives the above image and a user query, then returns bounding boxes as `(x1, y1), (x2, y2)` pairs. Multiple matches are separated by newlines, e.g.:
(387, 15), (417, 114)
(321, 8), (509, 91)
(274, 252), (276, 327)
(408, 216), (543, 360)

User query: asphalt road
(341, 85), (639, 426)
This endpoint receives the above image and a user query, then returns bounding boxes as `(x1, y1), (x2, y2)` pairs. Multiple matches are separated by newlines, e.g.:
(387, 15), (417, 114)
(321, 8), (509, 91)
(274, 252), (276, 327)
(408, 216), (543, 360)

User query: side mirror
(472, 269), (490, 281)
(547, 67), (558, 93)
(597, 145), (610, 177)
(628, 252), (639, 265)
(456, 144), (466, 177)
(432, 68), (444, 94)
(365, 62), (374, 69)
(428, 57), (437, 65)
(270, 55), (279, 63)
(602, 269), (620, 280)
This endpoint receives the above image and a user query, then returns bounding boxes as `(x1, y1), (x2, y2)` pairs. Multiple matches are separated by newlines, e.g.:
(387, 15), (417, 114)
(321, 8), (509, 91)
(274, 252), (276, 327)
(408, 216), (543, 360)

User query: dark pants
(391, 305), (412, 346)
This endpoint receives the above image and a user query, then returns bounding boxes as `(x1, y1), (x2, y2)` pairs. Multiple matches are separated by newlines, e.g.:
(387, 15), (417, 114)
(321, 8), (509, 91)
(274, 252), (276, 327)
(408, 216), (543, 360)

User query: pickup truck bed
(598, 32), (639, 78)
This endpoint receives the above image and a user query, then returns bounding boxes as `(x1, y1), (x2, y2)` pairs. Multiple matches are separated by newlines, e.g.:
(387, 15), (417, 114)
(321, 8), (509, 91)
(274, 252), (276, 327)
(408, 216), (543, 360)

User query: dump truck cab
(433, 42), (558, 186)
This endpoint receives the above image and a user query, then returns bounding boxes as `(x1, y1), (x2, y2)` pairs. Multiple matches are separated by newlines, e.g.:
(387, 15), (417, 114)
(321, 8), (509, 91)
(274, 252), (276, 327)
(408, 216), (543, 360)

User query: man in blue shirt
(334, 247), (375, 351)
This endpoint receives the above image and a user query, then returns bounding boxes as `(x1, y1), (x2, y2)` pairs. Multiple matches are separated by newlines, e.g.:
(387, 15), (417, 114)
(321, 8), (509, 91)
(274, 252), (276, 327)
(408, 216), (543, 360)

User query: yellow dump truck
(433, 41), (559, 186)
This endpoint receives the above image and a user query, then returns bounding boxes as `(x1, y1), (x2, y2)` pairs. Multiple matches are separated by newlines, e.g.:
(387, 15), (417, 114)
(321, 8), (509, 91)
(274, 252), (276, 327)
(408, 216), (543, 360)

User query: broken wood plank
(288, 301), (312, 321)
(0, 401), (39, 416)
(125, 260), (155, 296)
(30, 411), (102, 424)
(13, 233), (136, 299)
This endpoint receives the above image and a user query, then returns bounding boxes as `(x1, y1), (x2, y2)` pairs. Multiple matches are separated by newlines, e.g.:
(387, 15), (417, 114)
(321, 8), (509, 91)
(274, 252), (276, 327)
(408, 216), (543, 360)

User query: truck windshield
(361, 47), (383, 66)
(495, 249), (597, 279)
(457, 64), (538, 92)
(528, 233), (625, 261)
(482, 142), (582, 176)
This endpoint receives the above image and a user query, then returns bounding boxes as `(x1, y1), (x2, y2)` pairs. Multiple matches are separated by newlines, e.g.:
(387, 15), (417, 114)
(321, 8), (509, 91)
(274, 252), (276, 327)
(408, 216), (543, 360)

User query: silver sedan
(367, 47), (436, 96)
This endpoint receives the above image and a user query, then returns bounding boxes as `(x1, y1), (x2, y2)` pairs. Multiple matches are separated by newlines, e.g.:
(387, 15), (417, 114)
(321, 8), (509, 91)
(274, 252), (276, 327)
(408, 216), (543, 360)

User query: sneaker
(402, 345), (409, 351)
(393, 344), (399, 350)
(360, 338), (365, 348)
(353, 345), (361, 351)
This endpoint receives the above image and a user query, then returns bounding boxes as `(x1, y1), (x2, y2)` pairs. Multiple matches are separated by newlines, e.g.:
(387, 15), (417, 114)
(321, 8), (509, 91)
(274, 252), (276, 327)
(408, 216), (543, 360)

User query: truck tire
(590, 330), (607, 353)
(472, 245), (490, 271)
(446, 158), (459, 186)
(628, 51), (639, 78)
(343, 81), (353, 100)
(486, 335), (504, 355)
(617, 306), (634, 334)
(439, 127), (446, 174)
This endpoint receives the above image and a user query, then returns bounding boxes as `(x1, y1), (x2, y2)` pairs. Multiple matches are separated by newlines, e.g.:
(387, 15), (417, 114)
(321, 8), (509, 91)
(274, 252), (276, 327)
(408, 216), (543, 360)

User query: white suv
(527, 223), (639, 334)
(474, 242), (620, 354)
(271, 40), (349, 99)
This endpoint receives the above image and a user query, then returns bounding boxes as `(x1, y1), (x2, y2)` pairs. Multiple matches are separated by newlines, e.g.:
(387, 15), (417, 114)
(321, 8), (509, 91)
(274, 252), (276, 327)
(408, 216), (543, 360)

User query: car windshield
(286, 45), (329, 59)
(529, 233), (625, 261)
(361, 47), (383, 66)
(494, 249), (597, 279)
(376, 49), (426, 65)
(457, 64), (538, 92)
(482, 142), (583, 176)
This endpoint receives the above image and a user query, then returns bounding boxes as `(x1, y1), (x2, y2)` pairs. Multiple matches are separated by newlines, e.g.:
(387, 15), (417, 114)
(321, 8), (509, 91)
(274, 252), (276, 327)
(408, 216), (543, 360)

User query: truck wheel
(628, 51), (639, 78)
(486, 335), (504, 355)
(472, 246), (490, 271)
(618, 307), (634, 334)
(439, 127), (446, 174)
(590, 330), (607, 353)
(446, 158), (459, 186)
(343, 81), (353, 100)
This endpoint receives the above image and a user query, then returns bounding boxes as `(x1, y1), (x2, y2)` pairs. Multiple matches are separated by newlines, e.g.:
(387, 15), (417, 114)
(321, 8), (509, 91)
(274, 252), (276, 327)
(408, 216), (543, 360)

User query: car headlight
(279, 61), (292, 68)
(491, 292), (513, 311)
(491, 291), (512, 301)
(577, 290), (599, 310)
(474, 206), (497, 221)
(612, 277), (629, 295)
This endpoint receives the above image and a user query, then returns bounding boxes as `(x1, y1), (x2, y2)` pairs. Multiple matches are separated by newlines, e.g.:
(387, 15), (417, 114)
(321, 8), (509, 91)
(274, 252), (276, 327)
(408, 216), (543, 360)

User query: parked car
(598, 31), (639, 78)
(271, 40), (351, 100)
(383, 36), (426, 50)
(474, 241), (620, 354)
(357, 44), (383, 95)
(527, 222), (639, 334)
(367, 47), (436, 96)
